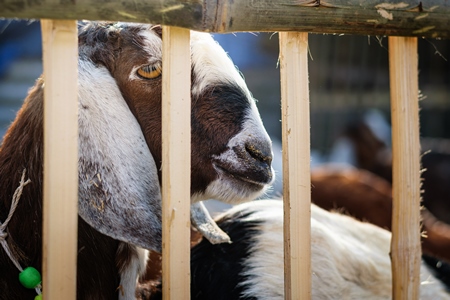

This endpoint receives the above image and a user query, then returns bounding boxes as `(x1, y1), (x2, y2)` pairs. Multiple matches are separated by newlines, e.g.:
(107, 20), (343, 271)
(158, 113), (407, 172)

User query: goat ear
(77, 60), (162, 252)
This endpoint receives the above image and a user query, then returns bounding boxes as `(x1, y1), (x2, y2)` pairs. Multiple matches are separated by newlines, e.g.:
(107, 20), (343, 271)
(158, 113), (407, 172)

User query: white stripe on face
(190, 32), (252, 100)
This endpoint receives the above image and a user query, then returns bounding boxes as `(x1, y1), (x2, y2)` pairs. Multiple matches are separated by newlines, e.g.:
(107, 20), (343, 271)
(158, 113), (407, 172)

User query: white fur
(190, 31), (251, 99)
(78, 60), (158, 197)
(216, 200), (450, 299)
(195, 179), (264, 204)
(118, 246), (148, 300)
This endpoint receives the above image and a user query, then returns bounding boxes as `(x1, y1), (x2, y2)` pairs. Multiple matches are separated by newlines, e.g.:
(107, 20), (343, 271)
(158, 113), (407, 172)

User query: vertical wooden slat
(161, 26), (191, 300)
(279, 32), (311, 300)
(41, 19), (78, 300)
(389, 36), (421, 300)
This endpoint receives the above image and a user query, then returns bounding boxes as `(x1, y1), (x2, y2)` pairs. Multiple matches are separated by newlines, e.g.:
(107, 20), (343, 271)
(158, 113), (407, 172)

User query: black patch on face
(191, 84), (250, 148)
(190, 84), (252, 194)
(190, 209), (262, 300)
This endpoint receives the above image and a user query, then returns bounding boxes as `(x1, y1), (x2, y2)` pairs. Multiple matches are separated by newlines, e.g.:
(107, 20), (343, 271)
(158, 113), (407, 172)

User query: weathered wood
(0, 0), (449, 38)
(41, 19), (78, 300)
(279, 32), (312, 300)
(389, 36), (421, 300)
(161, 26), (191, 300)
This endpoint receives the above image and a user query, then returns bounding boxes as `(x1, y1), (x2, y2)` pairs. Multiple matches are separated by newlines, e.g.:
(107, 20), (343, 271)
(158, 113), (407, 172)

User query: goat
(310, 165), (450, 261)
(337, 117), (450, 225)
(311, 166), (393, 230)
(143, 200), (450, 299)
(330, 117), (450, 283)
(310, 165), (450, 288)
(0, 21), (274, 299)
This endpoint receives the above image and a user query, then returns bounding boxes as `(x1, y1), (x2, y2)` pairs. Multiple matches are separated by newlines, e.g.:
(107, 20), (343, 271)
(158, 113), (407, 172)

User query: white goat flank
(230, 200), (449, 300)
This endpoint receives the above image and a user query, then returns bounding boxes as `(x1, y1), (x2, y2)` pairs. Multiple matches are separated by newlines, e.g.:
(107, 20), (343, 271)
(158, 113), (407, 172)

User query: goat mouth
(213, 162), (273, 188)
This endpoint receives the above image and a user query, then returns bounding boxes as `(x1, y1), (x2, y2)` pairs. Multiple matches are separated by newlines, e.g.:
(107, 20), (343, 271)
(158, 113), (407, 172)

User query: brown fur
(311, 167), (393, 230)
(311, 166), (450, 263)
(0, 78), (121, 300)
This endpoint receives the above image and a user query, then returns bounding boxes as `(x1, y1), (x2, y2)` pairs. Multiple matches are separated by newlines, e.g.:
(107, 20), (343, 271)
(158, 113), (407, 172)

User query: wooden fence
(1, 0), (449, 299)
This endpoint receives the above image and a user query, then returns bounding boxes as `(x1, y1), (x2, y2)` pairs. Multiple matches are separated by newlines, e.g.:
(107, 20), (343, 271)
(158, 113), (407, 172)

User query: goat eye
(137, 62), (162, 79)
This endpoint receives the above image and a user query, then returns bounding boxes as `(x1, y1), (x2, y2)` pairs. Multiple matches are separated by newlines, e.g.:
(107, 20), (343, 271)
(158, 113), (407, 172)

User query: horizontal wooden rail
(0, 0), (449, 38)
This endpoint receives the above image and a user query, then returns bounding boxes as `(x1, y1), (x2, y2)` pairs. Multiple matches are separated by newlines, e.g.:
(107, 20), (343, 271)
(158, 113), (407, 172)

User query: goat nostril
(245, 144), (273, 165)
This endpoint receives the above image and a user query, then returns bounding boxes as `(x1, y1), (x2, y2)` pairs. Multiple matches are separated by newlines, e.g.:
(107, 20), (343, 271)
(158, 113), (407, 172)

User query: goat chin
(184, 200), (450, 300)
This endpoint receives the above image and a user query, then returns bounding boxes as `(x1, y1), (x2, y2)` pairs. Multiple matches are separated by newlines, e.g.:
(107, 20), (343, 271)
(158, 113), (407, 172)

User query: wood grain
(389, 36), (421, 300)
(161, 26), (191, 300)
(41, 19), (79, 300)
(279, 31), (312, 300)
(0, 0), (448, 38)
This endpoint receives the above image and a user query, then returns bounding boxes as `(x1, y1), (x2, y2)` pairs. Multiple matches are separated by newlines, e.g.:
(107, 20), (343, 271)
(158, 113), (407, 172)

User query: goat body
(146, 200), (449, 299)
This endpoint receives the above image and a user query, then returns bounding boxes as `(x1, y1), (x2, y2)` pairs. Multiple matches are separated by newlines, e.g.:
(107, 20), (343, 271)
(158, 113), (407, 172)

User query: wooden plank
(0, 0), (449, 38)
(161, 26), (191, 300)
(388, 36), (421, 300)
(41, 19), (78, 300)
(279, 32), (311, 300)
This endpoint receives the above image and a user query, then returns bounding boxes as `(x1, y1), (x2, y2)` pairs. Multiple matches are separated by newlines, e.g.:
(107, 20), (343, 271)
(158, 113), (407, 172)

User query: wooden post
(41, 19), (79, 300)
(161, 26), (191, 300)
(279, 32), (311, 300)
(389, 36), (421, 300)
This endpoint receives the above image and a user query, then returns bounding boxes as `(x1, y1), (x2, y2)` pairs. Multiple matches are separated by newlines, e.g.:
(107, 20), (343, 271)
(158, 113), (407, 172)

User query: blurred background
(1, 19), (449, 199)
(0, 19), (42, 139)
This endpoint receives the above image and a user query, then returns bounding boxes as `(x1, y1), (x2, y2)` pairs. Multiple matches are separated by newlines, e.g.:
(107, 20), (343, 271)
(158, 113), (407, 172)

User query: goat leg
(190, 202), (231, 244)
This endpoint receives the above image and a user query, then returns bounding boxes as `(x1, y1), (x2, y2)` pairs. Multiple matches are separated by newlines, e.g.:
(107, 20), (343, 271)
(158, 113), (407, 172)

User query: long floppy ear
(77, 59), (162, 252)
